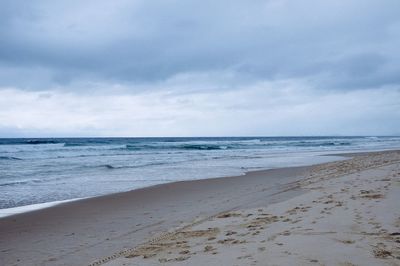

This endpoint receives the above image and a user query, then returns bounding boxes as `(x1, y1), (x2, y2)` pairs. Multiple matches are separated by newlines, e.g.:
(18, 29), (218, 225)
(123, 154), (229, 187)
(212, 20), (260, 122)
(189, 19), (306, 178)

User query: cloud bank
(0, 0), (399, 136)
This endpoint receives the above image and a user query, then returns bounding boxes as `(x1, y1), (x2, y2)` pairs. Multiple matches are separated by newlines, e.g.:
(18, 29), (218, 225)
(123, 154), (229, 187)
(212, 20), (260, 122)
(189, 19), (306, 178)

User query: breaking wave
(0, 156), (22, 160)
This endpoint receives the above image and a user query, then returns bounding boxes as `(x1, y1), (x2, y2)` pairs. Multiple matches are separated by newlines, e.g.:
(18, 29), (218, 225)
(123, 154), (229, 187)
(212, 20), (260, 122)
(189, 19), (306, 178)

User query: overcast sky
(0, 0), (399, 137)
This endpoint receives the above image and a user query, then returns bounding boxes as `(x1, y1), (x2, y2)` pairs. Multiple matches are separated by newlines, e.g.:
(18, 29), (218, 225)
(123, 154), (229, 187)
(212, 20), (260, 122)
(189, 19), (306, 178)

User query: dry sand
(99, 150), (400, 266)
(1, 150), (400, 266)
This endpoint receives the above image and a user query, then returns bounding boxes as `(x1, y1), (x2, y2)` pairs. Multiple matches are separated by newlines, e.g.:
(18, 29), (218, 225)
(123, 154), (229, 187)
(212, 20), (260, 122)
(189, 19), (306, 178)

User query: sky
(0, 0), (400, 137)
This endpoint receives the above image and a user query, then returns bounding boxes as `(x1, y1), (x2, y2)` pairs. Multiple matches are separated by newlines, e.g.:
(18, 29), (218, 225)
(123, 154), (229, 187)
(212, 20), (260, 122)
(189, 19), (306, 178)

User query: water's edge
(2, 136), (400, 211)
(0, 153), (348, 218)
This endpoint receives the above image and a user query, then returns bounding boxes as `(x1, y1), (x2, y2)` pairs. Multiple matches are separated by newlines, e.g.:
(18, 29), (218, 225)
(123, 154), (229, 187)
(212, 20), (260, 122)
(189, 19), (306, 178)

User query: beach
(1, 150), (400, 265)
(3, 1), (400, 265)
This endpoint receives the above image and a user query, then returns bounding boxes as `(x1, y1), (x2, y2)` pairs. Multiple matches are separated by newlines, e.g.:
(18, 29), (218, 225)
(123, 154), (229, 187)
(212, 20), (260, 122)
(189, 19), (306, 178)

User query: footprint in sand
(204, 245), (216, 252)
(336, 239), (355, 244)
(225, 230), (237, 236)
(237, 254), (253, 260)
(179, 250), (190, 255)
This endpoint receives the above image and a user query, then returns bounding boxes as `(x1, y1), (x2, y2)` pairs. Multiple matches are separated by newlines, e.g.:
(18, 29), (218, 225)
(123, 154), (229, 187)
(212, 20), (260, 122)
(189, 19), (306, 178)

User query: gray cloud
(1, 0), (400, 90)
(1, 1), (400, 137)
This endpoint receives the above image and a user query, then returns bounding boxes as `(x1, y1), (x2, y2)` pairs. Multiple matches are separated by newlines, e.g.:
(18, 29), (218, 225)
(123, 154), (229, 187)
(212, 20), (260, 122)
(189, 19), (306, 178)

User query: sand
(1, 150), (400, 266)
(0, 164), (308, 265)
(100, 150), (400, 266)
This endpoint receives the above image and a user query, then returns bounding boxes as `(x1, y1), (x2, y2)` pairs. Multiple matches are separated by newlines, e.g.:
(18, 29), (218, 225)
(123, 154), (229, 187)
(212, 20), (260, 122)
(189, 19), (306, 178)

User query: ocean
(1, 136), (400, 211)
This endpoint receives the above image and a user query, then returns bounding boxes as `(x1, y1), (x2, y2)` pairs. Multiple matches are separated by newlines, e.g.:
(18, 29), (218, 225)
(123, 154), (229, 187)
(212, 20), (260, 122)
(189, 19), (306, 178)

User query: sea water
(1, 136), (400, 210)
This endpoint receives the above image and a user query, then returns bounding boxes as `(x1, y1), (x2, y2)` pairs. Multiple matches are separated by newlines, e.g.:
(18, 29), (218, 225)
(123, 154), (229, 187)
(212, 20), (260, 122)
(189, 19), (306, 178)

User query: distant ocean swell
(0, 138), (353, 148)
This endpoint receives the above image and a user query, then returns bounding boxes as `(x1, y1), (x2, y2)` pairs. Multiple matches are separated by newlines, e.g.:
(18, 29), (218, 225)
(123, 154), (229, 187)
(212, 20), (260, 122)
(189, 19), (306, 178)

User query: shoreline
(1, 147), (398, 218)
(1, 163), (313, 265)
(0, 151), (347, 219)
(0, 166), (307, 220)
(1, 149), (399, 265)
(0, 198), (88, 219)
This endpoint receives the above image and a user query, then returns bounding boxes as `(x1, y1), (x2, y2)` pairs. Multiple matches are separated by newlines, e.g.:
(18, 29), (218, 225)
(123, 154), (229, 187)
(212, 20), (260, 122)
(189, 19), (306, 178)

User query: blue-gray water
(1, 136), (400, 209)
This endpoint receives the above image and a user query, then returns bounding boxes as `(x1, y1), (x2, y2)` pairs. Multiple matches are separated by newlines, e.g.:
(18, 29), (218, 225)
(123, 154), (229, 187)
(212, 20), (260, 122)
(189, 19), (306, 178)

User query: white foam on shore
(0, 198), (84, 218)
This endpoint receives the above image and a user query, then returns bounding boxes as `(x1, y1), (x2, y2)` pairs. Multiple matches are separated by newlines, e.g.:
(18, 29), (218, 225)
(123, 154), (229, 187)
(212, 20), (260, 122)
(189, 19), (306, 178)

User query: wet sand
(1, 164), (309, 266)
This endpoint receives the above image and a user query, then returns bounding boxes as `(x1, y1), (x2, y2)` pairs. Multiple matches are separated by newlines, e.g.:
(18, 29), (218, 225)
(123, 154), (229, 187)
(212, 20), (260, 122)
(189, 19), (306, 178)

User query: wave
(181, 144), (228, 150)
(0, 156), (22, 160)
(122, 139), (353, 151)
(291, 141), (352, 147)
(63, 143), (87, 147)
(0, 175), (75, 187)
(97, 161), (170, 170)
(0, 179), (38, 187)
(25, 140), (62, 145)
(115, 141), (354, 152)
(124, 144), (142, 151)
(123, 143), (231, 151)
(0, 140), (63, 145)
(321, 141), (351, 146)
(63, 142), (121, 147)
(212, 155), (263, 160)
(102, 164), (116, 169)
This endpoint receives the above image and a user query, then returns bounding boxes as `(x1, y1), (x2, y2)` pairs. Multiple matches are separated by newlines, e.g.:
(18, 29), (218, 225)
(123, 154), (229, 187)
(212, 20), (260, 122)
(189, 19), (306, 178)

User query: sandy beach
(3, 1), (400, 265)
(1, 150), (400, 266)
